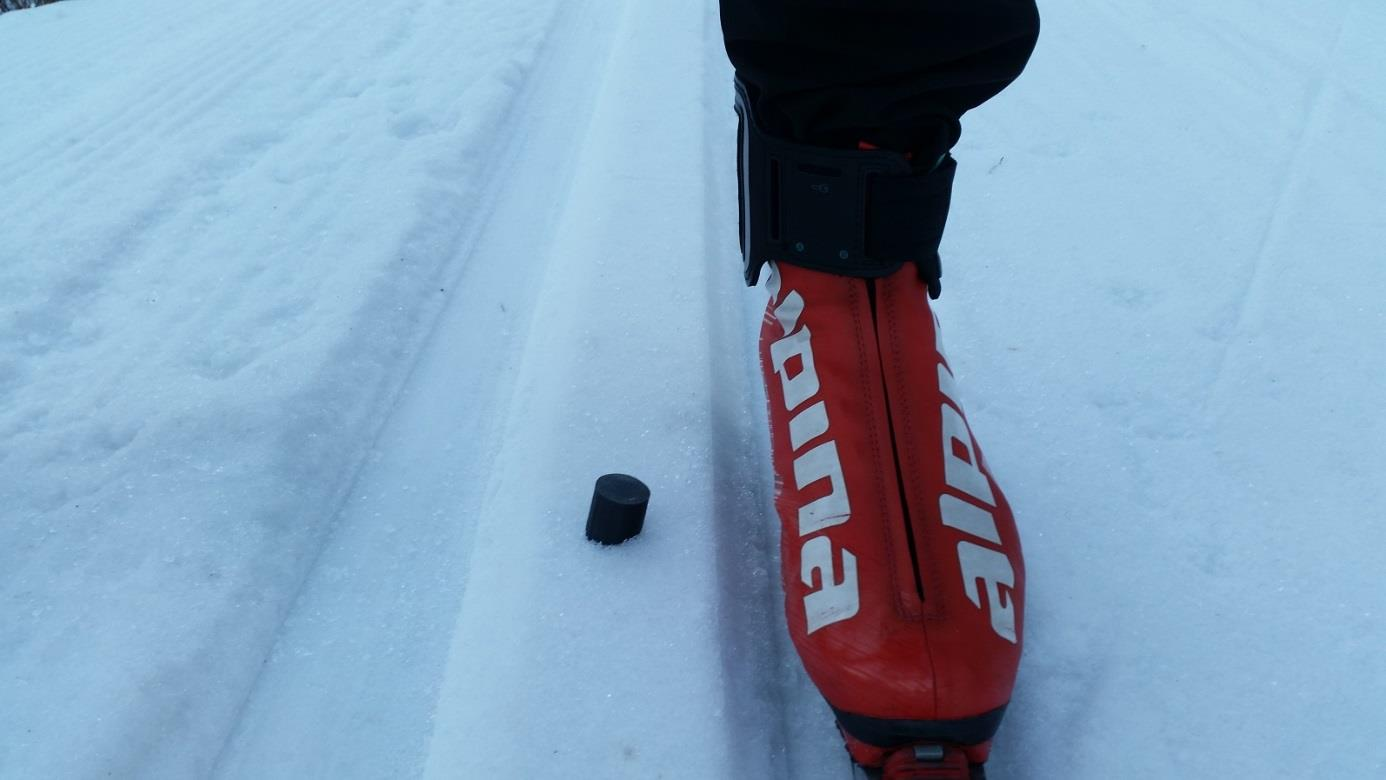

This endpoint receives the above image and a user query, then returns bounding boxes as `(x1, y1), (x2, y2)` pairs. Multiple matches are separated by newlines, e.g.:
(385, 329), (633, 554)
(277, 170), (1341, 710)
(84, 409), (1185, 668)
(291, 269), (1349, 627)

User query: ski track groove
(696, 1), (794, 774)
(405, 0), (637, 661)
(1201, 8), (1349, 408)
(695, 13), (843, 773)
(412, 0), (795, 773)
(203, 0), (598, 772)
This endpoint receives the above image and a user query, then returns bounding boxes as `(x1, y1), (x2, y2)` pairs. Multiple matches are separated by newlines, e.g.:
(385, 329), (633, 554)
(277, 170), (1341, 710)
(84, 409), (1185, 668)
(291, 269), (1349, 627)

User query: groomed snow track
(2, 0), (1385, 777)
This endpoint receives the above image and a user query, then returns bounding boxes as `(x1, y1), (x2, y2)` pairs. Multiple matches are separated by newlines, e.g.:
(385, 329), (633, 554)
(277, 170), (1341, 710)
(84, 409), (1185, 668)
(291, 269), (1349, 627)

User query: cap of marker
(585, 473), (649, 545)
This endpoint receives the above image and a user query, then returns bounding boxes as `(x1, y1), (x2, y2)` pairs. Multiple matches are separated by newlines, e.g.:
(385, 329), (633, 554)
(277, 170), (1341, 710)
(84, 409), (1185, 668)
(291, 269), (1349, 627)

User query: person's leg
(720, 0), (1039, 159)
(721, 3), (1039, 777)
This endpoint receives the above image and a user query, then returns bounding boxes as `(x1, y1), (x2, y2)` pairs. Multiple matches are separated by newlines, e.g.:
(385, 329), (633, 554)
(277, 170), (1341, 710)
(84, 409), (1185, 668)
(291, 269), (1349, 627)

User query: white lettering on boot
(769, 271), (859, 634)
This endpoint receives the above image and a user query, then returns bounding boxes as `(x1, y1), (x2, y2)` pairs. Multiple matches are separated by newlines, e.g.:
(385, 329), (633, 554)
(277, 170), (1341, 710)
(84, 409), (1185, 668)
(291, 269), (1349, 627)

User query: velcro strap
(867, 155), (956, 298)
(736, 78), (956, 297)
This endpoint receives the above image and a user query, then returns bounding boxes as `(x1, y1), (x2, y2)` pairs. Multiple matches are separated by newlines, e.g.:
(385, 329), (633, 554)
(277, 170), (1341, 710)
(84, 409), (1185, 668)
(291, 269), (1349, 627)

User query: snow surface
(2, 0), (1384, 777)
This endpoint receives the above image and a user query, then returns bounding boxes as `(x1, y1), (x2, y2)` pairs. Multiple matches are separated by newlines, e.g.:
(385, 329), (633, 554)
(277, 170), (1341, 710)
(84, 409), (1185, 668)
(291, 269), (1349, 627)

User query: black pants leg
(719, 0), (1040, 161)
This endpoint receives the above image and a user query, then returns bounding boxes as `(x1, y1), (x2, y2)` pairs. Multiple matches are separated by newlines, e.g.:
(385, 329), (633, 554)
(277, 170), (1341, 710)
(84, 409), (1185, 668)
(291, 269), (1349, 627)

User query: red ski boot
(758, 261), (1023, 776)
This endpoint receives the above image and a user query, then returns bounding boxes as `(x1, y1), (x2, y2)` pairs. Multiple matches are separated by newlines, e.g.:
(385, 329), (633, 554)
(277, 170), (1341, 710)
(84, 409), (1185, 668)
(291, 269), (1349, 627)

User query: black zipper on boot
(865, 279), (927, 605)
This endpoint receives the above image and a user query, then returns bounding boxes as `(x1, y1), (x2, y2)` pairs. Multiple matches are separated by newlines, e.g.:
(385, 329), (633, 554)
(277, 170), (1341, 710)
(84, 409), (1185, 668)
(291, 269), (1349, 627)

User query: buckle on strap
(734, 78), (956, 297)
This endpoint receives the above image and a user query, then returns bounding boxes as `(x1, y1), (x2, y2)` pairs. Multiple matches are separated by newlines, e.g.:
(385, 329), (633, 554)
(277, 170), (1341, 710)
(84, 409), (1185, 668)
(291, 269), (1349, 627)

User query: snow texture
(1, 0), (1383, 777)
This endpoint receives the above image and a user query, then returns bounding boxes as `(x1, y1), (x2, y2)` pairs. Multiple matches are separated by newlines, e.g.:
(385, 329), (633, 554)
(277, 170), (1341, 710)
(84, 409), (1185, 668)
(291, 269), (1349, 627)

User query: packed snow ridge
(2, 0), (1383, 777)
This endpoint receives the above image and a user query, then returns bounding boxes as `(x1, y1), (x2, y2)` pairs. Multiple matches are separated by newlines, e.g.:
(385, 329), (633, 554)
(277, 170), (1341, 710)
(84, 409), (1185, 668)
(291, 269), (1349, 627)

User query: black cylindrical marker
(585, 473), (649, 545)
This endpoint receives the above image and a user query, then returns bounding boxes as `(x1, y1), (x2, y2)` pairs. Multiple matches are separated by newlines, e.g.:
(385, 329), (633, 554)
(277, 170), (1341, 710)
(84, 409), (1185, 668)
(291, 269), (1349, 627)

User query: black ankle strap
(735, 78), (955, 298)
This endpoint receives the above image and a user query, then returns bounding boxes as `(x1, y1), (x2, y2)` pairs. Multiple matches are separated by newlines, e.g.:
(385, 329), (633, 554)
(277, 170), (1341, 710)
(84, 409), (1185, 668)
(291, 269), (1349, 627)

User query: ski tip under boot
(839, 718), (993, 780)
(849, 744), (984, 780)
(880, 744), (984, 780)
